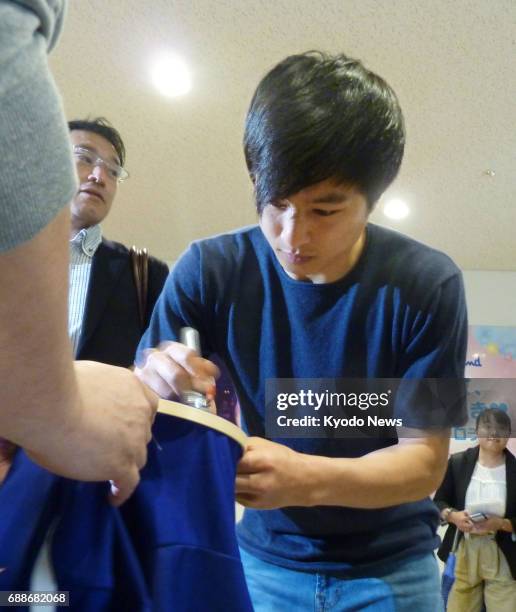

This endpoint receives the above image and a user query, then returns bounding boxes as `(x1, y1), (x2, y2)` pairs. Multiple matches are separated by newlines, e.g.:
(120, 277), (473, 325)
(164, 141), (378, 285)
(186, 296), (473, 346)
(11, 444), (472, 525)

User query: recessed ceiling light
(383, 198), (410, 220)
(150, 53), (192, 97)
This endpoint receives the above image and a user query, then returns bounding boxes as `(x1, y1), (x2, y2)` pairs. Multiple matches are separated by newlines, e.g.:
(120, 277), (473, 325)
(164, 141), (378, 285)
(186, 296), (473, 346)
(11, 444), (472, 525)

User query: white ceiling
(49, 0), (516, 269)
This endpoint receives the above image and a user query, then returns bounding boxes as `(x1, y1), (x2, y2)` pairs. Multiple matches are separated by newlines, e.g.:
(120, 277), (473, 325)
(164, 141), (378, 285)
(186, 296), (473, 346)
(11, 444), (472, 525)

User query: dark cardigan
(434, 446), (516, 579)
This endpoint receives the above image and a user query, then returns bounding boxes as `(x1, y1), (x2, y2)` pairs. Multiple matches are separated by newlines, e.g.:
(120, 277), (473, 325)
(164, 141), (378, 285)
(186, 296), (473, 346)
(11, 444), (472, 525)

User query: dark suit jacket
(434, 446), (516, 579)
(76, 239), (169, 367)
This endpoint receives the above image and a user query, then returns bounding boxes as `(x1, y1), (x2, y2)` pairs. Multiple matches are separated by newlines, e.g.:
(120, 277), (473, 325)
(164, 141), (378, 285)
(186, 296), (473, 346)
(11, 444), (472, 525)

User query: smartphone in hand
(469, 512), (489, 523)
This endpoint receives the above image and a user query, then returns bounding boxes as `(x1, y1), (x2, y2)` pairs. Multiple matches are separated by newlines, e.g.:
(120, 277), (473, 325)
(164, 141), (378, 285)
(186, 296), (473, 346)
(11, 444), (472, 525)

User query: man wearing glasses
(4, 118), (170, 592)
(67, 118), (169, 367)
(0, 0), (160, 508)
(1, 118), (169, 483)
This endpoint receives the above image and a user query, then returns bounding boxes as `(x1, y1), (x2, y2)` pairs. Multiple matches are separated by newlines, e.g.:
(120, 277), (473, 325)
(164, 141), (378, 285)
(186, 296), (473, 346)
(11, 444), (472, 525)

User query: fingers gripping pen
(179, 327), (211, 411)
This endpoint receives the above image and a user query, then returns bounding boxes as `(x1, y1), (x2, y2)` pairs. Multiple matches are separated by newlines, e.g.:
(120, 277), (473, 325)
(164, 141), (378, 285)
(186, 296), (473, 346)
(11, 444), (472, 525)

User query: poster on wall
(452, 325), (516, 453)
(465, 325), (516, 379)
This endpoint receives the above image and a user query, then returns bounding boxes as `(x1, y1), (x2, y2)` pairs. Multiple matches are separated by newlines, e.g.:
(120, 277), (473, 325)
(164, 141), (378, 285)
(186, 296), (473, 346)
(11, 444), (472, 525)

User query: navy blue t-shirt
(137, 223), (467, 571)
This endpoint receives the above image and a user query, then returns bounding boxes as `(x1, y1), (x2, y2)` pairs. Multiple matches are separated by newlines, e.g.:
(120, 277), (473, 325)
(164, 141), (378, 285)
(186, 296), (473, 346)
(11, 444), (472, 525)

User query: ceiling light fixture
(383, 198), (410, 220)
(150, 53), (192, 97)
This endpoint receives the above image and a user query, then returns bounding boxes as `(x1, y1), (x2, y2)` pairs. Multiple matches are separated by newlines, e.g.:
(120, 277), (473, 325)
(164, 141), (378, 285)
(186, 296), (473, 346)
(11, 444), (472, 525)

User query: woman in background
(434, 407), (516, 611)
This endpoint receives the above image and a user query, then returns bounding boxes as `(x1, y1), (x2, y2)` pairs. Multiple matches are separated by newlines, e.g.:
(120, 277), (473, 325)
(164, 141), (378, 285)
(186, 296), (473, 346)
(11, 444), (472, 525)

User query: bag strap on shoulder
(130, 246), (149, 330)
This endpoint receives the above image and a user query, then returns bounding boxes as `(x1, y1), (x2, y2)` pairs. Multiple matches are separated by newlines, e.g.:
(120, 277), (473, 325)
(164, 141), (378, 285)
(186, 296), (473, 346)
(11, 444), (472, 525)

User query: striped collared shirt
(68, 224), (102, 355)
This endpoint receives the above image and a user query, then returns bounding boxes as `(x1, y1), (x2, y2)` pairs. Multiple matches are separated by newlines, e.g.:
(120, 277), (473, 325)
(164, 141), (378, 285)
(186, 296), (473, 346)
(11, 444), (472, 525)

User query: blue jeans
(240, 547), (444, 612)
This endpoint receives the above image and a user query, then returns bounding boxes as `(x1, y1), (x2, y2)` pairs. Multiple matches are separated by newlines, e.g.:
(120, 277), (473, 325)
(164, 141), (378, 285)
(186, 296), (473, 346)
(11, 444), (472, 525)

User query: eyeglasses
(72, 146), (129, 182)
(476, 427), (511, 438)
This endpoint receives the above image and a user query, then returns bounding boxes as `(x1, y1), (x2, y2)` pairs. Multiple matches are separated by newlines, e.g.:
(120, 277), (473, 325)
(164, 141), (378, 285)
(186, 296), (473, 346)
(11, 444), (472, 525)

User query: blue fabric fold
(0, 413), (252, 612)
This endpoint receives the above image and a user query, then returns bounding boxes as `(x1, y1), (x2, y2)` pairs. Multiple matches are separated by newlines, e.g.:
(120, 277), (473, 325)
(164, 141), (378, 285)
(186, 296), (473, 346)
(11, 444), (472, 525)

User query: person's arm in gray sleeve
(0, 0), (76, 251)
(0, 0), (159, 506)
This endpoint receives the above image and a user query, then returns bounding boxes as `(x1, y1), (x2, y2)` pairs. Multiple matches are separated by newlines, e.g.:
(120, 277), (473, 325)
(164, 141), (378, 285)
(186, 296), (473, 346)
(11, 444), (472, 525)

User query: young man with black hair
(136, 51), (467, 611)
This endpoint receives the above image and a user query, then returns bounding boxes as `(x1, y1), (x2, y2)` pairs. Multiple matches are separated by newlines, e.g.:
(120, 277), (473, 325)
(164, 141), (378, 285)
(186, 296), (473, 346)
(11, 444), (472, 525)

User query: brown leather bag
(130, 246), (149, 330)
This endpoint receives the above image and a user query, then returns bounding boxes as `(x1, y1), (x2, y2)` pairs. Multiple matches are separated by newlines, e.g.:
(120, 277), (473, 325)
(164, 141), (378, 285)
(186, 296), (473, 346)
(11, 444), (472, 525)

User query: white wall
(463, 271), (516, 326)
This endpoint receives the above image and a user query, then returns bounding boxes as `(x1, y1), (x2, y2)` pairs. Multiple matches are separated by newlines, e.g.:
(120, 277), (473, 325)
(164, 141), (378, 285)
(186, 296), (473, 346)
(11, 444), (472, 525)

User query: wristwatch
(441, 507), (457, 525)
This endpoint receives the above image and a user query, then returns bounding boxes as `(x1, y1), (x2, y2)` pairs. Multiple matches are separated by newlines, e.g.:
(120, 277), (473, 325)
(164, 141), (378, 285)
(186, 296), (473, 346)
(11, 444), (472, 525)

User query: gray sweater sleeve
(0, 0), (77, 252)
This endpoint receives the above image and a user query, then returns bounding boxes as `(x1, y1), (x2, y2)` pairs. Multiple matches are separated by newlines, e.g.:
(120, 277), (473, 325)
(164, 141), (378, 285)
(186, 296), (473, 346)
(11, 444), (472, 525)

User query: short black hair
(68, 117), (126, 167)
(476, 407), (512, 436)
(244, 51), (405, 213)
